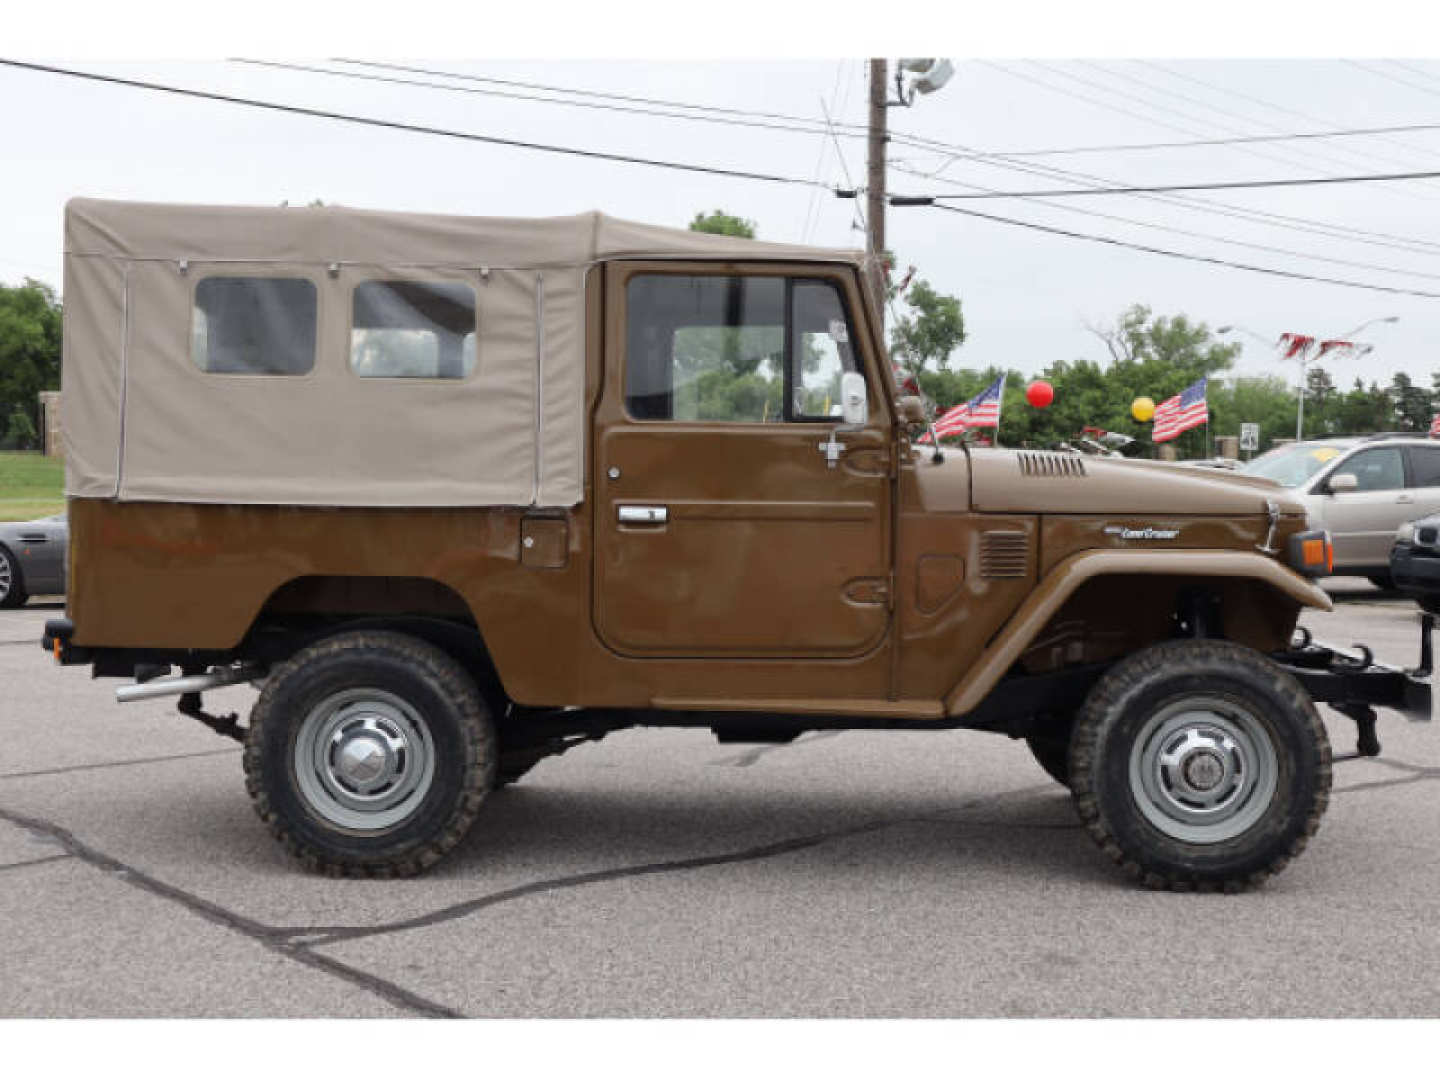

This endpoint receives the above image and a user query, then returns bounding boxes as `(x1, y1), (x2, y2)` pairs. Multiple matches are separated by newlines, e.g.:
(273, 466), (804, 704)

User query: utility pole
(866, 58), (888, 325)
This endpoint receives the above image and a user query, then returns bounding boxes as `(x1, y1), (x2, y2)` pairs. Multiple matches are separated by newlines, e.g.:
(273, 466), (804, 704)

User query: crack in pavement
(0, 747), (241, 782)
(293, 821), (897, 947)
(0, 804), (461, 1019)
(285, 784), (1065, 947)
(708, 730), (845, 767)
(0, 853), (73, 873)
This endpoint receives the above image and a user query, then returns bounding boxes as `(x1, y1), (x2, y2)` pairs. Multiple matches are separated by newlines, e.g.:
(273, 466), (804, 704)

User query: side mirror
(897, 395), (927, 426)
(1329, 472), (1359, 493)
(840, 371), (868, 427)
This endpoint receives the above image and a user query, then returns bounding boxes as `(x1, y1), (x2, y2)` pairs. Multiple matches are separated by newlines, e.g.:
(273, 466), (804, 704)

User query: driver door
(593, 262), (893, 658)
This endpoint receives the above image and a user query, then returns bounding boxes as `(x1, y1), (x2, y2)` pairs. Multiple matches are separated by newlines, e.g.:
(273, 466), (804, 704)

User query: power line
(235, 58), (856, 141)
(253, 55), (1440, 260)
(1071, 60), (1440, 200)
(1002, 60), (1440, 204)
(908, 166), (1440, 201)
(1345, 59), (1440, 101)
(12, 56), (1440, 301)
(1138, 60), (1440, 186)
(0, 58), (830, 191)
(920, 202), (1440, 299)
(1389, 60), (1440, 90)
(990, 119), (1440, 158)
(963, 61), (1440, 256)
(334, 58), (873, 135)
(889, 160), (1440, 282)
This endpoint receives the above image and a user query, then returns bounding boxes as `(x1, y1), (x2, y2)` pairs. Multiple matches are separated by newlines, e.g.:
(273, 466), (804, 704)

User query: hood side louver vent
(1018, 451), (1086, 478)
(980, 530), (1029, 579)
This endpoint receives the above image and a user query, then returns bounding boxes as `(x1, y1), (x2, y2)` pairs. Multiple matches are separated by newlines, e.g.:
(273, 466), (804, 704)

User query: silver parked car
(0, 514), (68, 608)
(1241, 436), (1440, 584)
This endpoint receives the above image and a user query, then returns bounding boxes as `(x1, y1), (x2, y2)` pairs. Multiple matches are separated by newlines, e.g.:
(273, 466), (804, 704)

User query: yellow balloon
(1132, 396), (1156, 423)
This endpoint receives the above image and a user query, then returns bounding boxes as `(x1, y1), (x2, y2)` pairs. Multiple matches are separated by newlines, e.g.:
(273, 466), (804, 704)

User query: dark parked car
(0, 514), (68, 608)
(1391, 514), (1440, 613)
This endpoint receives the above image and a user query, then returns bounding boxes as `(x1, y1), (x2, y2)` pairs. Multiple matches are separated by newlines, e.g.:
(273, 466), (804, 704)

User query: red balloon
(1026, 380), (1054, 408)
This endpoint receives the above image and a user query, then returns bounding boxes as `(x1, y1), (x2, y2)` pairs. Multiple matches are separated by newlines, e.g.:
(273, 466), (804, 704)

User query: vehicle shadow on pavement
(159, 768), (1110, 889)
(430, 782), (1111, 889)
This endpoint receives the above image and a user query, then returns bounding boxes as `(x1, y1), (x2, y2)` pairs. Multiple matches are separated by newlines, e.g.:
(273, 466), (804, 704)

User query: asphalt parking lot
(2, 581), (1438, 1018)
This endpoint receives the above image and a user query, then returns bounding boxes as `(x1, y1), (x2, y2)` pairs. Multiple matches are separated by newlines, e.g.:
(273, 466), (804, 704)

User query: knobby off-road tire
(244, 630), (496, 877)
(0, 545), (28, 609)
(1069, 639), (1331, 892)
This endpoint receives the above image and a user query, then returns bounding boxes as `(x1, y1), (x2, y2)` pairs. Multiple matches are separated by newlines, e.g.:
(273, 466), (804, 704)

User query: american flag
(921, 374), (1005, 442)
(1430, 413), (1440, 438)
(1152, 377), (1209, 443)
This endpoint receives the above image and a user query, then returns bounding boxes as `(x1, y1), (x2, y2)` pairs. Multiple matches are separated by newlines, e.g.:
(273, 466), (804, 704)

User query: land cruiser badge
(1104, 525), (1181, 541)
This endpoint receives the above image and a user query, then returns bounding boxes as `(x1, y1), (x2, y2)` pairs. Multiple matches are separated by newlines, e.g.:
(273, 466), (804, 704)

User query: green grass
(0, 452), (64, 521)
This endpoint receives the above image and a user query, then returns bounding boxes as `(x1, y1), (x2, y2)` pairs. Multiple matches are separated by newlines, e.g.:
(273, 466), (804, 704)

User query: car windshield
(1240, 442), (1353, 487)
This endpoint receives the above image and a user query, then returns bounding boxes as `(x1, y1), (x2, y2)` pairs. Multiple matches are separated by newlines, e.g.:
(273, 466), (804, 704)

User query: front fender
(943, 549), (1331, 717)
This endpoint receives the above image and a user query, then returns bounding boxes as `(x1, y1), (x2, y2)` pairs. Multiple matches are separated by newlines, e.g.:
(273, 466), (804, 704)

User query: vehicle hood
(965, 448), (1306, 516)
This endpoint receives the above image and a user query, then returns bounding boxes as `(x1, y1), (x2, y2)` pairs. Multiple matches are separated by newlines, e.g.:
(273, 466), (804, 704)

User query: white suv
(1241, 436), (1440, 583)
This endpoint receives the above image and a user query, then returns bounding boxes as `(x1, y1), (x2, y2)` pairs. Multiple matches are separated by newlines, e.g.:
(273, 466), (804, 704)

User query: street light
(1216, 324), (1276, 348)
(1340, 315), (1400, 338)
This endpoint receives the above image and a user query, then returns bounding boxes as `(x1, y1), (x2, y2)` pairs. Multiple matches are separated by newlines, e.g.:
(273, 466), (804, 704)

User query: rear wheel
(244, 630), (495, 877)
(0, 546), (27, 609)
(1070, 639), (1331, 892)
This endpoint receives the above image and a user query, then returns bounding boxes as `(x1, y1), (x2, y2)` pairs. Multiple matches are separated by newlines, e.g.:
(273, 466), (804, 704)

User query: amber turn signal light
(1288, 530), (1333, 577)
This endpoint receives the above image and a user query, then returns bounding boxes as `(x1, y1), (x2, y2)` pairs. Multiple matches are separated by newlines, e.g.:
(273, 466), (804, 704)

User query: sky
(5, 11), (1440, 399)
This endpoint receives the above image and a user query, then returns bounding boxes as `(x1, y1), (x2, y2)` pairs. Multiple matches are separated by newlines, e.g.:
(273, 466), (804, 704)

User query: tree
(688, 210), (757, 239)
(890, 279), (966, 374)
(1333, 378), (1391, 435)
(1209, 375), (1303, 454)
(1389, 372), (1431, 432)
(1303, 366), (1338, 436)
(0, 279), (62, 450)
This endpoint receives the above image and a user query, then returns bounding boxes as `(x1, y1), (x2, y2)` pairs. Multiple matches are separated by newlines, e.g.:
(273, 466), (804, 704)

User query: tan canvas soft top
(62, 197), (861, 507)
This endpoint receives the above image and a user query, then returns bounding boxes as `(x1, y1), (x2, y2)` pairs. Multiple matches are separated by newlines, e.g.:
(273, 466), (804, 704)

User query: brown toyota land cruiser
(43, 198), (1431, 890)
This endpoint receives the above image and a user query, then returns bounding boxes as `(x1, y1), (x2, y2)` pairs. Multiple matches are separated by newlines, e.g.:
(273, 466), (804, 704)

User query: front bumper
(1272, 614), (1432, 755)
(1391, 541), (1440, 596)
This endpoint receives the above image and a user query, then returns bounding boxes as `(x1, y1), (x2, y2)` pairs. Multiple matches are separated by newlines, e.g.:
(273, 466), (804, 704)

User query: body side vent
(1017, 451), (1086, 478)
(979, 530), (1029, 579)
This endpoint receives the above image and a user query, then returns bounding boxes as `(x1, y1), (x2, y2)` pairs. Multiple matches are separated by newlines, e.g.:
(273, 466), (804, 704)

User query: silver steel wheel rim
(293, 688), (436, 831)
(0, 552), (10, 600)
(1127, 696), (1278, 844)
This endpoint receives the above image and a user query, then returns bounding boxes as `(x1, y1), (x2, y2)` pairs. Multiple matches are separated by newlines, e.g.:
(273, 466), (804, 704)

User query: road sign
(1239, 423), (1260, 452)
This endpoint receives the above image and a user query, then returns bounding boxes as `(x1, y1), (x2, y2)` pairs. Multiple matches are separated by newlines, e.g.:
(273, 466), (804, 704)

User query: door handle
(817, 431), (848, 468)
(617, 505), (668, 524)
(1397, 494), (1416, 504)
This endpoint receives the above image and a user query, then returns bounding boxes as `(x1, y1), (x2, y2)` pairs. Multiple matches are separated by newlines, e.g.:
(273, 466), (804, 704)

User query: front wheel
(1070, 639), (1331, 892)
(244, 630), (495, 877)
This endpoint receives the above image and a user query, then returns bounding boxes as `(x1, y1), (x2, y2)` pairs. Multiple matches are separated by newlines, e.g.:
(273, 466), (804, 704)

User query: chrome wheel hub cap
(1128, 697), (1278, 844)
(294, 689), (435, 831)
